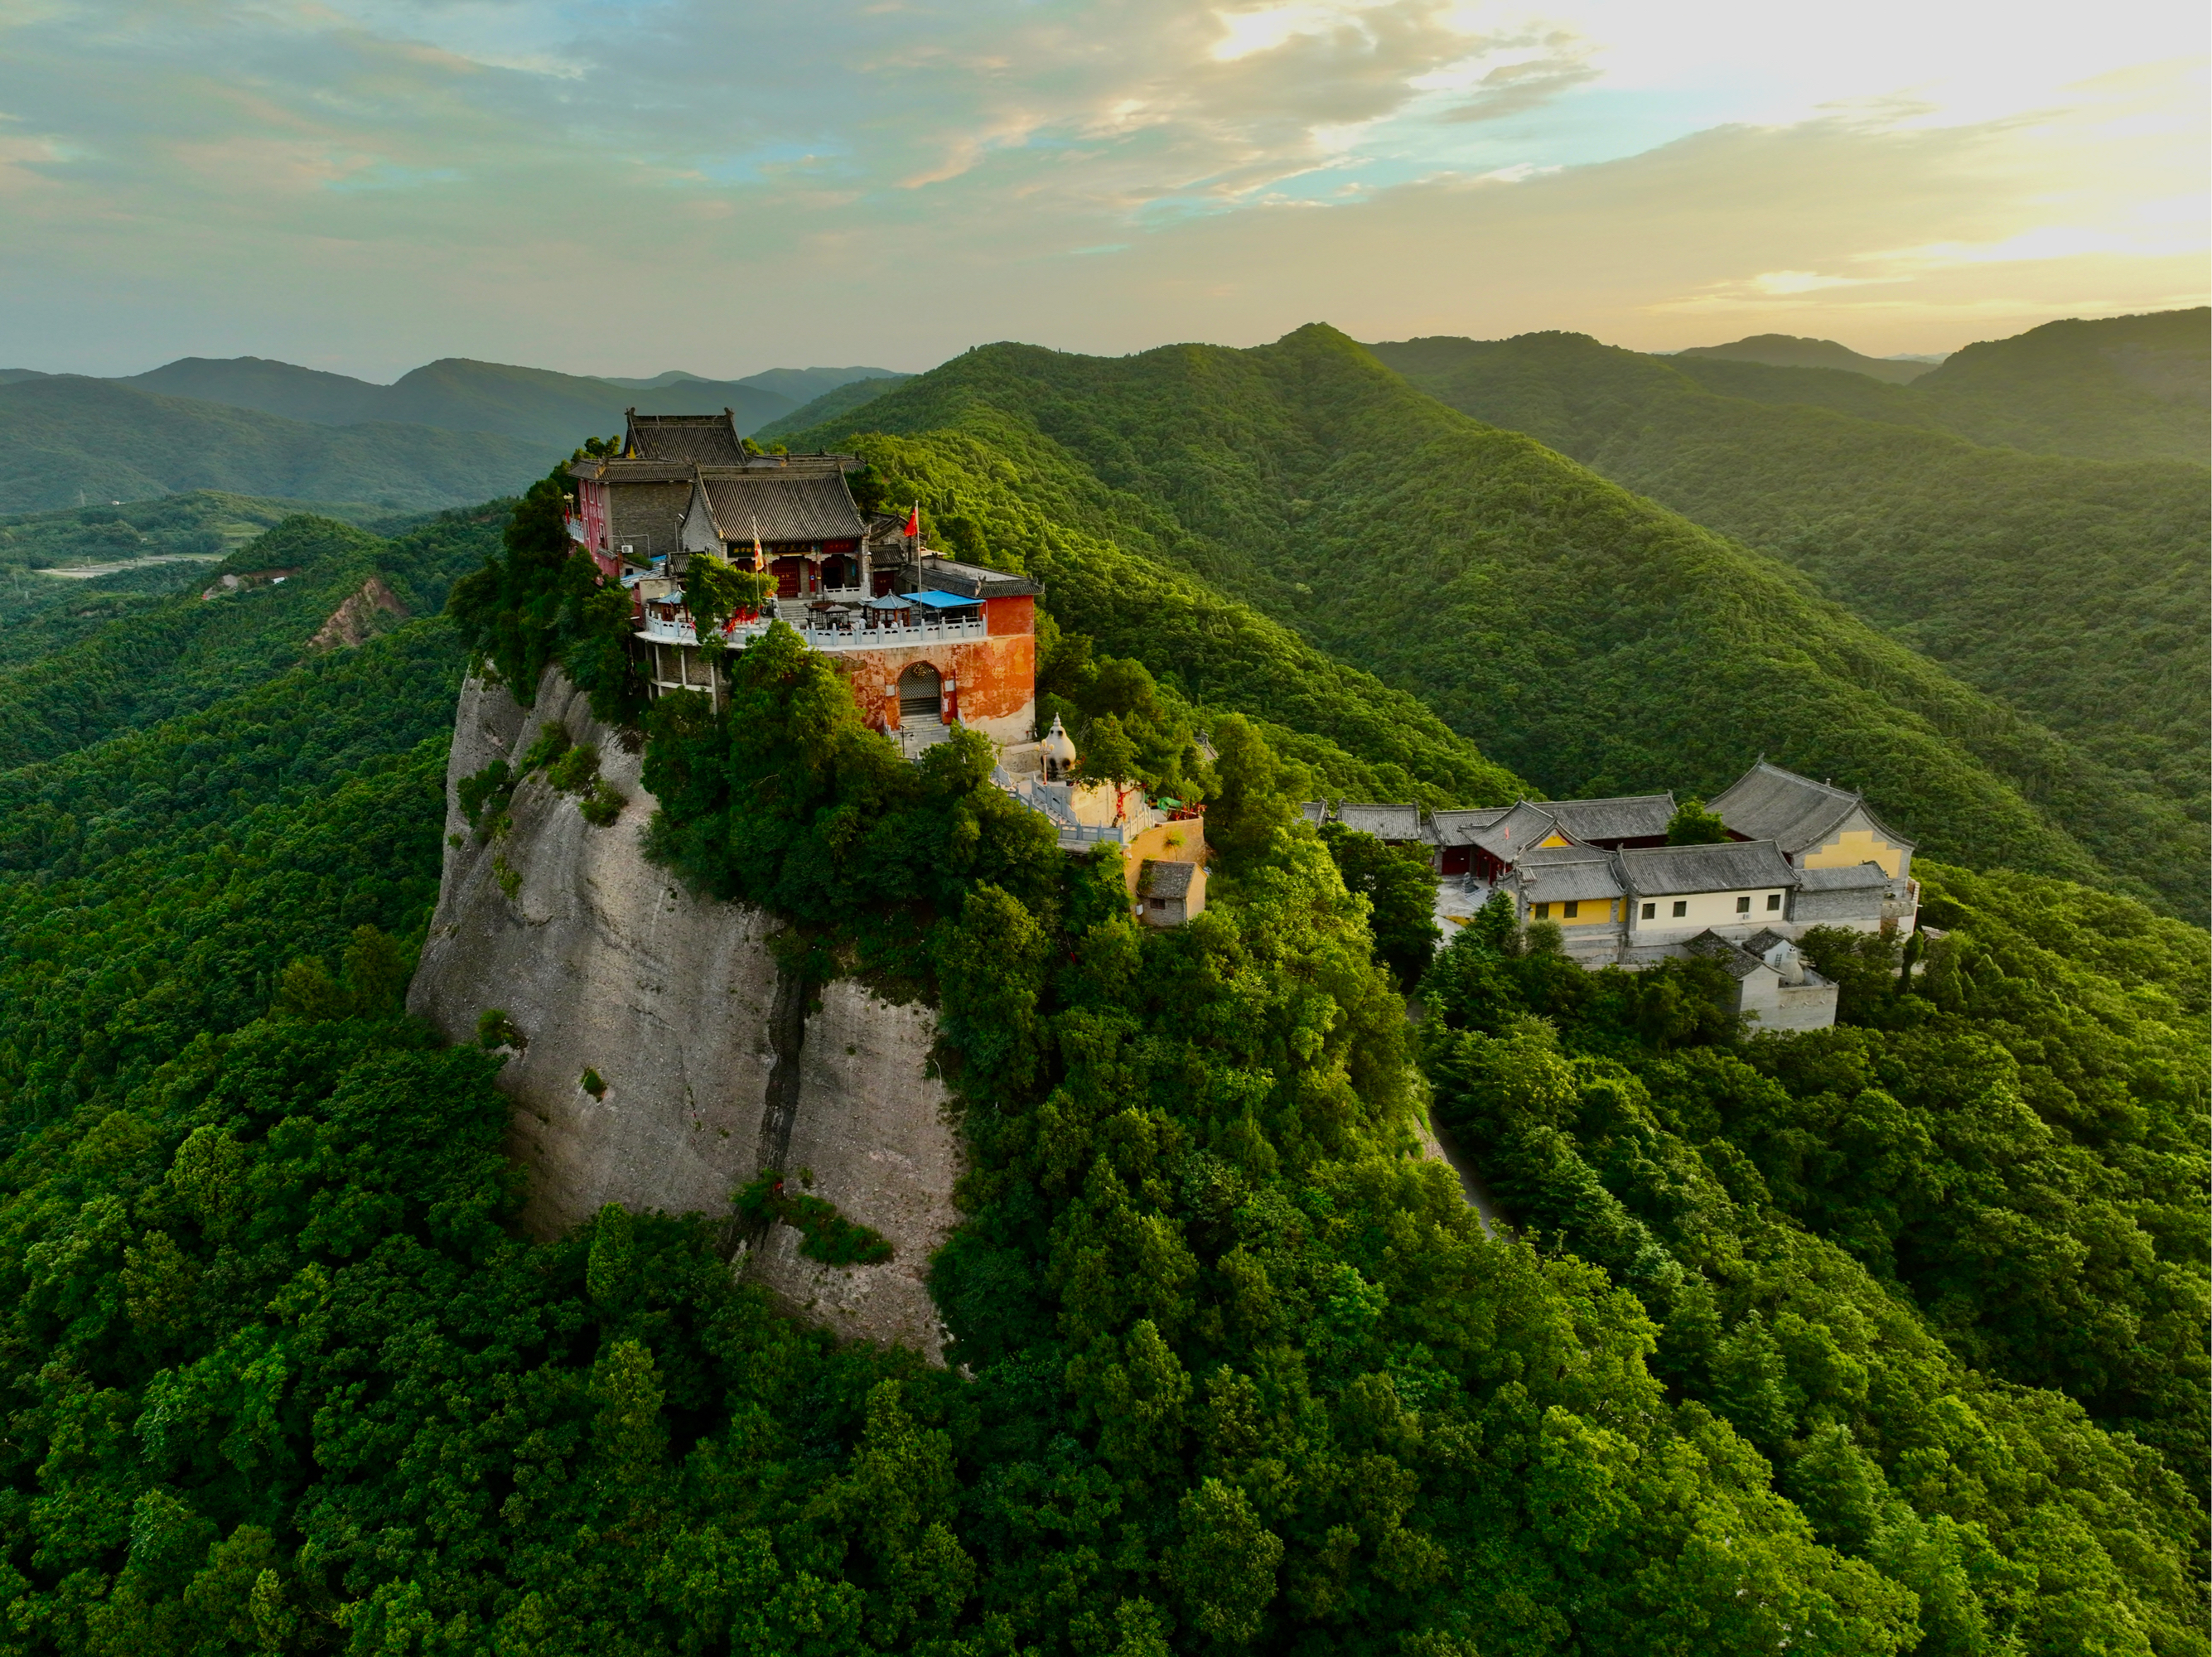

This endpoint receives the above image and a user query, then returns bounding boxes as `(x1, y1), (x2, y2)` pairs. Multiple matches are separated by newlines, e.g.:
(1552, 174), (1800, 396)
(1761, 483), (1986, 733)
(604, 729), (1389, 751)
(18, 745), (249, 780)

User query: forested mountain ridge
(1652, 310), (2206, 464)
(788, 325), (2201, 914)
(120, 356), (794, 445)
(756, 374), (920, 440)
(0, 376), (550, 514)
(1673, 333), (1936, 383)
(1367, 329), (2210, 836)
(0, 505), (501, 775)
(1908, 308), (2209, 464)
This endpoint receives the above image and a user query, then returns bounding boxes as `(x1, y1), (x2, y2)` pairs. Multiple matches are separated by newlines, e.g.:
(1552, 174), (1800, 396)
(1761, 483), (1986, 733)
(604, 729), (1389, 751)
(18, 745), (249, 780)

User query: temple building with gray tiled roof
(1316, 765), (1921, 1028)
(1708, 760), (1915, 880)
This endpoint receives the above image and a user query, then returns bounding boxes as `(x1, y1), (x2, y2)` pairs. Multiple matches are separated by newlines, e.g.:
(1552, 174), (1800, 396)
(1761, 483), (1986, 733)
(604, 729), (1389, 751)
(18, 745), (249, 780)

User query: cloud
(0, 1), (2199, 374)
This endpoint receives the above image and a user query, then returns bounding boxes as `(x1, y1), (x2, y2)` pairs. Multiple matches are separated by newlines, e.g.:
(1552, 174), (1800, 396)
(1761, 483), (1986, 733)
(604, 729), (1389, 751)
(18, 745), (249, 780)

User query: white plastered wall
(1627, 886), (1791, 946)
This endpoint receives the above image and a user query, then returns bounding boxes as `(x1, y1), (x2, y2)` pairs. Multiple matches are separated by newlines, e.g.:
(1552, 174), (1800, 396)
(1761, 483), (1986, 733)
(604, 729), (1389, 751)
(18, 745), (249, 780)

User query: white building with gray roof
(1683, 930), (1840, 1031)
(1618, 839), (1800, 953)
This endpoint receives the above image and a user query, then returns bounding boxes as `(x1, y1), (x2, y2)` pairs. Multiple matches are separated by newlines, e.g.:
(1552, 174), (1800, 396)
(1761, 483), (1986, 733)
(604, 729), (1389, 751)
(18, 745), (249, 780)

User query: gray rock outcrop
(408, 667), (960, 1358)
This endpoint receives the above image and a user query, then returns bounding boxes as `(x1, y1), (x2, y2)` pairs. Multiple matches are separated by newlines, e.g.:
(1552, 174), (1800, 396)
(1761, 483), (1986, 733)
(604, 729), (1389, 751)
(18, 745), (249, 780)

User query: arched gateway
(897, 662), (942, 723)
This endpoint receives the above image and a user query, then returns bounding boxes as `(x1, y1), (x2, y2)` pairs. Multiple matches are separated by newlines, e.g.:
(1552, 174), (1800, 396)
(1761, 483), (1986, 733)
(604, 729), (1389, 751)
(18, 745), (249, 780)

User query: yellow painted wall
(1533, 899), (1616, 927)
(1120, 819), (1208, 898)
(1538, 832), (1572, 848)
(1803, 828), (1903, 877)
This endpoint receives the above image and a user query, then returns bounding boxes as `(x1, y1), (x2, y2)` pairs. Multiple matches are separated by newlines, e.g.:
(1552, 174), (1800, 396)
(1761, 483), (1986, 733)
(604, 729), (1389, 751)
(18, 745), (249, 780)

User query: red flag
(904, 505), (920, 539)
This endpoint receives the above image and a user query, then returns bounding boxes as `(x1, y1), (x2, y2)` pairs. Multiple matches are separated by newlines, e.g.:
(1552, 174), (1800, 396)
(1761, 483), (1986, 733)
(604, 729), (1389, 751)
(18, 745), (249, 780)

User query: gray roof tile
(1545, 794), (1675, 843)
(1619, 839), (1798, 896)
(1140, 859), (1197, 898)
(699, 472), (866, 544)
(1470, 800), (1575, 859)
(921, 558), (1041, 599)
(1683, 930), (1768, 980)
(1796, 862), (1893, 891)
(626, 411), (746, 466)
(1506, 845), (1625, 902)
(1334, 803), (1431, 843)
(1708, 761), (1914, 856)
(1429, 806), (1510, 845)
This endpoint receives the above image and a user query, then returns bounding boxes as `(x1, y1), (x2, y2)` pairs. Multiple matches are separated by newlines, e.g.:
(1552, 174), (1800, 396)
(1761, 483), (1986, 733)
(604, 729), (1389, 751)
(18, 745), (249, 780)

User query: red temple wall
(830, 631), (1036, 746)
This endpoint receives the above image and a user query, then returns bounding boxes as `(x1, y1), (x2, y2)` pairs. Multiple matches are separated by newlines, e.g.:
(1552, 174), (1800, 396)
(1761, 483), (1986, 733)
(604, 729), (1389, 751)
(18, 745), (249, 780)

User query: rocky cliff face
(408, 668), (961, 1358)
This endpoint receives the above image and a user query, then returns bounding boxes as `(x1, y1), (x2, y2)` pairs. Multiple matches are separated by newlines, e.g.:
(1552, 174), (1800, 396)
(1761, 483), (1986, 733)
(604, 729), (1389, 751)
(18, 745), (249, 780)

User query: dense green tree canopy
(1369, 328), (2210, 838)
(0, 394), (2196, 1653)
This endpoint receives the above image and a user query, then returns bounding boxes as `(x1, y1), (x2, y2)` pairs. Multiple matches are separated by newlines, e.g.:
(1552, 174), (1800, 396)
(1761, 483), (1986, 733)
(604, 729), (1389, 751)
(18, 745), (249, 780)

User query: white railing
(636, 615), (988, 652)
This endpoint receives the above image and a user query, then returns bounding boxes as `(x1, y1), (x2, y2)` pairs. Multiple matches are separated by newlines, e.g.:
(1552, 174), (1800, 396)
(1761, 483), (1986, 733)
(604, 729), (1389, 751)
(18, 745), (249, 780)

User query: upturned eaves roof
(921, 559), (1042, 600)
(1429, 807), (1511, 846)
(1545, 794), (1676, 843)
(626, 411), (746, 466)
(1469, 800), (1576, 860)
(1506, 846), (1624, 903)
(1708, 761), (1915, 857)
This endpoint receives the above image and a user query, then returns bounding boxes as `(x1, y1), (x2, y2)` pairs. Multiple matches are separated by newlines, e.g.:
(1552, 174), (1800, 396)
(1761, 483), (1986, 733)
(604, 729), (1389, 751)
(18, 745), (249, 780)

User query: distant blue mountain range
(0, 358), (914, 514)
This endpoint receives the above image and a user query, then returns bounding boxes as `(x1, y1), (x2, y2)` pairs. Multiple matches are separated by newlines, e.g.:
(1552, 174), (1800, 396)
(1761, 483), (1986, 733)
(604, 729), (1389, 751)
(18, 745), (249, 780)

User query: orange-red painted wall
(833, 630), (1036, 745)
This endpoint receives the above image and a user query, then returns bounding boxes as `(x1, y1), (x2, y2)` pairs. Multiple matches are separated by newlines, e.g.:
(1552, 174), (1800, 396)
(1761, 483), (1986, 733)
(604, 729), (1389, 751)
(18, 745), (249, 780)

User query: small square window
(1533, 901), (1551, 920)
(1562, 901), (1580, 919)
(1151, 898), (1168, 911)
(1672, 901), (1688, 918)
(1640, 902), (1655, 920)
(1736, 895), (1752, 914)
(1766, 892), (1782, 911)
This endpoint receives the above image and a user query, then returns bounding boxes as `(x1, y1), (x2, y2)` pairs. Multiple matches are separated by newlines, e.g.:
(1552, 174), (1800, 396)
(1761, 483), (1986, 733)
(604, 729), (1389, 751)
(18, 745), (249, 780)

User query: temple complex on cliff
(566, 409), (1040, 750)
(562, 408), (1205, 920)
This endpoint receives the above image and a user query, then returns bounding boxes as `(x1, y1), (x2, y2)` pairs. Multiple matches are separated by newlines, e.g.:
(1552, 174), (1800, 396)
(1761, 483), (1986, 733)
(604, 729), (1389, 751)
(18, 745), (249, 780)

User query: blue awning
(910, 589), (981, 610)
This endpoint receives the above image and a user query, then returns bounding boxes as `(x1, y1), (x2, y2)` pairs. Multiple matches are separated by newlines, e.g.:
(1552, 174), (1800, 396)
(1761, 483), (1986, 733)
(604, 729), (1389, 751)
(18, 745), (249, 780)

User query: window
(1736, 895), (1752, 914)
(1150, 898), (1168, 911)
(1640, 902), (1655, 920)
(1767, 892), (1782, 911)
(1562, 901), (1580, 919)
(1533, 901), (1551, 919)
(1671, 901), (1688, 918)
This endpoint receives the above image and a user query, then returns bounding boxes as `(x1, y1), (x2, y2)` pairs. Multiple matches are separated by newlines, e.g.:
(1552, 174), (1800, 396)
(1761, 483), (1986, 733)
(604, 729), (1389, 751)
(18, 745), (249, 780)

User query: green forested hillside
(0, 505), (501, 773)
(789, 326), (2201, 914)
(756, 374), (913, 440)
(0, 377), (549, 514)
(0, 490), (396, 576)
(468, 499), (2205, 1649)
(1909, 309), (2208, 464)
(1368, 330), (2210, 838)
(1664, 355), (1951, 425)
(0, 564), (205, 673)
(1657, 312), (2207, 464)
(1421, 872), (2207, 1652)
(0, 479), (2196, 1650)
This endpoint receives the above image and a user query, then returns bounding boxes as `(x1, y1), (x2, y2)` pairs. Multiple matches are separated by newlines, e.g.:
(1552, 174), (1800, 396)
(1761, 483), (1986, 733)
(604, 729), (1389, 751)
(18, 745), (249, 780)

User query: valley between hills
(0, 311), (2200, 1655)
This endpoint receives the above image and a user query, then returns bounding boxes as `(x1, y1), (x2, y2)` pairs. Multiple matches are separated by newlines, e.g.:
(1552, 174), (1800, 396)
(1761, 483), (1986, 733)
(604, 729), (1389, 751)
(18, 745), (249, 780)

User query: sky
(0, 0), (2204, 380)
